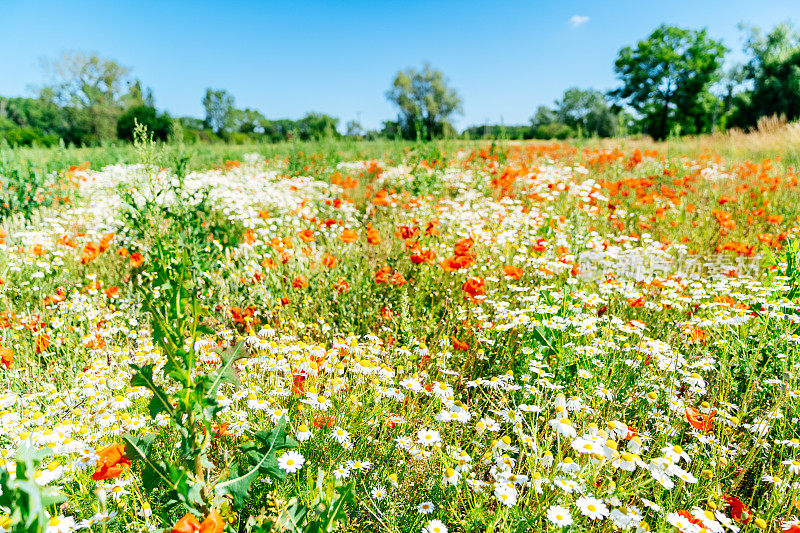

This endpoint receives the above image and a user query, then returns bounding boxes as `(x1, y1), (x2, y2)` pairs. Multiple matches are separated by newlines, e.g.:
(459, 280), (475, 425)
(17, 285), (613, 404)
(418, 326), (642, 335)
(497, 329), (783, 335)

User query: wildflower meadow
(1, 131), (800, 533)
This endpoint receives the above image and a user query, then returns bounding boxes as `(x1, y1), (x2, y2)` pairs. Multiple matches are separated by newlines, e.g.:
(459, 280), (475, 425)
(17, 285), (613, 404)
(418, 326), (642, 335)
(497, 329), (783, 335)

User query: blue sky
(0, 1), (796, 130)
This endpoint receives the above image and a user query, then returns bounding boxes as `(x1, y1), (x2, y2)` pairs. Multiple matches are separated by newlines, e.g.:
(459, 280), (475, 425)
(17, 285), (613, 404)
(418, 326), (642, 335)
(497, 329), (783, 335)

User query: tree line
(1, 21), (799, 146)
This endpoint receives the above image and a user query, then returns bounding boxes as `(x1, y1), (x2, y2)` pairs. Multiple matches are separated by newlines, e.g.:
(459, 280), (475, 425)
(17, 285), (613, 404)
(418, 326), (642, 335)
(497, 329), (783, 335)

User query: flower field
(1, 139), (800, 533)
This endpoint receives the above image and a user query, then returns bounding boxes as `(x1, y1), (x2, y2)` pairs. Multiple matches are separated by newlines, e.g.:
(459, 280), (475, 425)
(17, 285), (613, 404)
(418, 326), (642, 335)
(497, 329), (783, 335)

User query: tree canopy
(4, 22), (800, 146)
(202, 89), (236, 135)
(728, 22), (800, 128)
(386, 63), (462, 140)
(611, 25), (727, 139)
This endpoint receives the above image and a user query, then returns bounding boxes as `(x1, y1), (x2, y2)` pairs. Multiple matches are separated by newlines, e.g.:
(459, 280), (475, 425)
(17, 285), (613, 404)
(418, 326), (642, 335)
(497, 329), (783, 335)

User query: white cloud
(569, 15), (590, 28)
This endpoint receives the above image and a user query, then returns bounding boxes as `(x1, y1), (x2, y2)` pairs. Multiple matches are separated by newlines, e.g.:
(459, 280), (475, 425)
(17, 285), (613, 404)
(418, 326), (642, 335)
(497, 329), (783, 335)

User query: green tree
(0, 96), (70, 145)
(202, 89), (235, 134)
(296, 112), (340, 140)
(117, 105), (172, 141)
(611, 25), (727, 139)
(232, 107), (267, 134)
(554, 88), (617, 137)
(39, 52), (131, 143)
(122, 79), (155, 108)
(345, 120), (363, 138)
(386, 63), (462, 140)
(729, 22), (800, 128)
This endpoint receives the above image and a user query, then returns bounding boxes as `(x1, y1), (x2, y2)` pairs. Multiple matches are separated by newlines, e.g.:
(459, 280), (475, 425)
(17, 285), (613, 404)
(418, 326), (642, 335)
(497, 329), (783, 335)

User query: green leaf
(130, 365), (175, 419)
(120, 433), (155, 461)
(120, 433), (176, 495)
(317, 483), (354, 532)
(207, 340), (246, 397)
(275, 502), (310, 533)
(214, 416), (294, 505)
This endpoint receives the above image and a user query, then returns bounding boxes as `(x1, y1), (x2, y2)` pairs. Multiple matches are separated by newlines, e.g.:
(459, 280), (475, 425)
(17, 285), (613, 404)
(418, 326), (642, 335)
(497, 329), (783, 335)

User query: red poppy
(462, 276), (485, 302)
(173, 513), (201, 533)
(677, 510), (704, 528)
(313, 413), (335, 428)
(339, 229), (358, 243)
(723, 494), (752, 524)
(0, 346), (13, 369)
(503, 265), (523, 280)
(292, 373), (306, 395)
(686, 407), (715, 432)
(298, 229), (315, 243)
(35, 334), (50, 354)
(366, 224), (382, 245)
(172, 510), (225, 533)
(92, 443), (131, 480)
(441, 256), (472, 273)
(452, 336), (470, 351)
(130, 252), (144, 268)
(322, 253), (337, 269)
(411, 249), (436, 264)
(453, 237), (474, 258)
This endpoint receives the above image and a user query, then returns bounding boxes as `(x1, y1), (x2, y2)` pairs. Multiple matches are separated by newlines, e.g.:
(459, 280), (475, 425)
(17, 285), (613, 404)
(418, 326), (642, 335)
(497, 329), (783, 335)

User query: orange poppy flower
(292, 373), (306, 396)
(212, 422), (233, 437)
(313, 413), (335, 428)
(92, 442), (131, 480)
(173, 513), (201, 533)
(366, 224), (382, 245)
(424, 220), (440, 236)
(410, 250), (436, 264)
(0, 346), (13, 369)
(333, 277), (350, 293)
(292, 276), (308, 289)
(685, 407), (714, 432)
(98, 233), (115, 253)
(339, 229), (358, 243)
(453, 237), (474, 258)
(441, 255), (473, 273)
(322, 253), (337, 269)
(298, 229), (315, 243)
(199, 510), (225, 533)
(627, 297), (645, 308)
(462, 276), (485, 302)
(452, 336), (470, 351)
(104, 286), (120, 299)
(689, 328), (708, 343)
(130, 252), (144, 268)
(503, 265), (523, 280)
(723, 494), (751, 524)
(35, 334), (50, 354)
